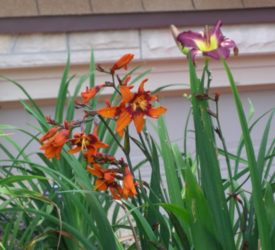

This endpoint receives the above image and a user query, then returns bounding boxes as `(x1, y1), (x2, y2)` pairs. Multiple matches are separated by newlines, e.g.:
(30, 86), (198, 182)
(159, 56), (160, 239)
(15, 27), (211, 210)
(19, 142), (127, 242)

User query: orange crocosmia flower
(87, 164), (120, 193)
(110, 184), (124, 200)
(97, 79), (166, 136)
(121, 75), (131, 86)
(85, 152), (116, 165)
(40, 128), (69, 160)
(81, 84), (105, 103)
(68, 132), (108, 155)
(122, 166), (137, 199)
(111, 53), (134, 74)
(40, 127), (59, 142)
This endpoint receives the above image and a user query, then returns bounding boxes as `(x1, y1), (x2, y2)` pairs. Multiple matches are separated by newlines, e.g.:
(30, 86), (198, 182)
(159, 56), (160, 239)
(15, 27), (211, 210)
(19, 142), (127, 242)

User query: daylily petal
(93, 141), (109, 149)
(120, 86), (134, 103)
(40, 127), (58, 142)
(116, 111), (132, 135)
(87, 164), (103, 178)
(133, 114), (145, 133)
(138, 79), (148, 93)
(211, 20), (223, 43)
(190, 48), (203, 63)
(148, 106), (167, 118)
(68, 146), (81, 154)
(95, 179), (108, 191)
(205, 47), (230, 60)
(221, 38), (237, 49)
(97, 107), (118, 118)
(177, 31), (204, 49)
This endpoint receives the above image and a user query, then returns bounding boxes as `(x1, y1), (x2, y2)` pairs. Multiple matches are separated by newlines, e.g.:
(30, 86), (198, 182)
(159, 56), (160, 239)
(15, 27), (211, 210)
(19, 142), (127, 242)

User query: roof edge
(1, 8), (275, 34)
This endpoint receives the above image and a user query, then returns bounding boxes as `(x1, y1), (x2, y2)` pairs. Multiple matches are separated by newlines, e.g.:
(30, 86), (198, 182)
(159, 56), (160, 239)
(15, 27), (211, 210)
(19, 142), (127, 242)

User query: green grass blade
(89, 50), (95, 88)
(54, 55), (72, 123)
(0, 175), (46, 186)
(257, 109), (274, 180)
(66, 74), (88, 121)
(157, 116), (183, 206)
(223, 60), (271, 250)
(189, 57), (235, 250)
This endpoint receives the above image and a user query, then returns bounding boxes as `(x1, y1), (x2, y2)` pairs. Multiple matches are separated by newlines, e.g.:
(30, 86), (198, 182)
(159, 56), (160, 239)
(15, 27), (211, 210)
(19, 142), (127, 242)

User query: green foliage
(0, 48), (274, 250)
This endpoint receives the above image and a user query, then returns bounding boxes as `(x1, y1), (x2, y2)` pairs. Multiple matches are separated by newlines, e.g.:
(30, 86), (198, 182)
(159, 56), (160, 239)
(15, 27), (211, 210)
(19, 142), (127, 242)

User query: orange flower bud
(111, 53), (134, 74)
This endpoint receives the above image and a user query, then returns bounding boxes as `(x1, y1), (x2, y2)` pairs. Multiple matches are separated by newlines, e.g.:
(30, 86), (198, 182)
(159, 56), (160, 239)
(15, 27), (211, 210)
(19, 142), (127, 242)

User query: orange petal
(123, 168), (137, 199)
(93, 141), (109, 149)
(111, 53), (134, 73)
(97, 107), (117, 118)
(87, 164), (103, 178)
(133, 114), (145, 133)
(81, 87), (97, 103)
(43, 146), (56, 159)
(40, 127), (58, 142)
(68, 146), (81, 154)
(117, 129), (124, 137)
(148, 106), (167, 118)
(95, 179), (108, 191)
(52, 134), (67, 147)
(121, 75), (131, 86)
(116, 111), (132, 135)
(120, 86), (134, 103)
(138, 79), (148, 93)
(85, 147), (97, 155)
(110, 186), (123, 200)
(104, 172), (115, 183)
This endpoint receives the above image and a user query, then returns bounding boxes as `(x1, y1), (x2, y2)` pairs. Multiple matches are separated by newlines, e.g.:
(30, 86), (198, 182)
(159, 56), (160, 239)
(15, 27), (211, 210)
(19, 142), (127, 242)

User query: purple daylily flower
(177, 20), (238, 62)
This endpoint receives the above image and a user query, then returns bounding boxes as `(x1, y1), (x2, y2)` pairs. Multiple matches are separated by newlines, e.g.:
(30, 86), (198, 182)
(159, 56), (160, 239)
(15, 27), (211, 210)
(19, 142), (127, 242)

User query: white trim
(1, 54), (275, 103)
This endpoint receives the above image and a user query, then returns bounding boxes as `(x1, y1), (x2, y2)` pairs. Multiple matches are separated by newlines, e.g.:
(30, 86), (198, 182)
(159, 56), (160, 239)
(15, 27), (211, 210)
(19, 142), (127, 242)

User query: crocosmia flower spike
(176, 20), (238, 62)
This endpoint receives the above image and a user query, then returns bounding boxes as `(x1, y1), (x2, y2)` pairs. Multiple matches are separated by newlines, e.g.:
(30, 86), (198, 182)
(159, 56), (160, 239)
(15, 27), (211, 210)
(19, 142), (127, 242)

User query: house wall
(0, 23), (274, 181)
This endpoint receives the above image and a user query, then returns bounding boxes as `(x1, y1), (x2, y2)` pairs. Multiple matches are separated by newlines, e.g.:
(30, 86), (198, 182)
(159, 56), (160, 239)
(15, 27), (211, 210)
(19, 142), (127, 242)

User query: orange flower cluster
(39, 53), (166, 200)
(87, 162), (137, 200)
(97, 78), (166, 136)
(40, 126), (69, 160)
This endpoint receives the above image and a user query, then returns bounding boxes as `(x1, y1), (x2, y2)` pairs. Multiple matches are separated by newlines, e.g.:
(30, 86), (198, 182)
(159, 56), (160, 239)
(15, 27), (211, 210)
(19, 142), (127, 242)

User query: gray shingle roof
(0, 0), (275, 18)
